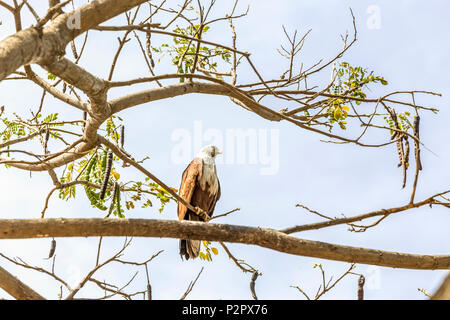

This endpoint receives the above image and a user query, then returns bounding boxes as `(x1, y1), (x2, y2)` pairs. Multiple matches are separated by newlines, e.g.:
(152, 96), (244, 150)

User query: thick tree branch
(431, 273), (450, 300)
(0, 265), (45, 300)
(1, 138), (93, 171)
(109, 80), (281, 121)
(0, 0), (149, 81)
(0, 218), (449, 270)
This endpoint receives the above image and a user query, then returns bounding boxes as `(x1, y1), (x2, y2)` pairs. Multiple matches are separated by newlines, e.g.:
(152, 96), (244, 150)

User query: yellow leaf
(342, 105), (350, 111)
(334, 107), (342, 120)
(67, 163), (74, 171)
(111, 169), (120, 180)
(211, 247), (218, 255)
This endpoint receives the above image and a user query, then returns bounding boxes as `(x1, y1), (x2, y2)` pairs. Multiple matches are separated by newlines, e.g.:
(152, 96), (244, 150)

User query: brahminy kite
(177, 145), (222, 260)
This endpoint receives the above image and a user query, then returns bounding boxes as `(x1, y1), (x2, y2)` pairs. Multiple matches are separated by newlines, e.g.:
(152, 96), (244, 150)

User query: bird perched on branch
(177, 145), (222, 260)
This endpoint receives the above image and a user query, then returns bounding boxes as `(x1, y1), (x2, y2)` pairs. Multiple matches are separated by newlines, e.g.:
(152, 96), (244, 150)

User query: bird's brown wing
(207, 179), (221, 218)
(177, 158), (203, 221)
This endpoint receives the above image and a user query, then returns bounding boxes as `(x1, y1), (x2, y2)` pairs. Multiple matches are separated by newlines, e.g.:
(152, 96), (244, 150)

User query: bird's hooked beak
(216, 148), (223, 155)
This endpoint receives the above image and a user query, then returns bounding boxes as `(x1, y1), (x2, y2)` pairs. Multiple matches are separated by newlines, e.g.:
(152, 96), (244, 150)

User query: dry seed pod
(44, 128), (50, 154)
(147, 284), (152, 300)
(120, 125), (124, 148)
(146, 27), (155, 68)
(71, 40), (78, 59)
(47, 238), (56, 259)
(357, 275), (365, 300)
(99, 152), (113, 200)
(250, 272), (259, 300)
(395, 134), (405, 168)
(402, 137), (410, 189)
(413, 116), (422, 171)
(404, 137), (410, 168)
(82, 111), (87, 129)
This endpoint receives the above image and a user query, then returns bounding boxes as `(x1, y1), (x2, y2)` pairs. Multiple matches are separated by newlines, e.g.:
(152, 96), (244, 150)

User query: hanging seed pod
(357, 275), (365, 300)
(115, 182), (122, 218)
(100, 148), (109, 171)
(85, 187), (108, 211)
(402, 137), (410, 189)
(82, 111), (87, 129)
(388, 107), (400, 129)
(147, 284), (152, 300)
(388, 107), (402, 138)
(83, 155), (97, 181)
(106, 182), (119, 218)
(99, 152), (113, 200)
(83, 154), (107, 211)
(390, 130), (398, 141)
(44, 128), (50, 154)
(250, 272), (259, 300)
(146, 26), (155, 68)
(388, 107), (408, 186)
(395, 134), (405, 168)
(404, 137), (410, 168)
(71, 40), (78, 59)
(46, 238), (56, 259)
(413, 116), (422, 171)
(120, 126), (125, 148)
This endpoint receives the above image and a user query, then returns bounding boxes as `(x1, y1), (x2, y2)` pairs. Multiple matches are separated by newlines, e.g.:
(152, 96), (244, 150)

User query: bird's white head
(197, 145), (222, 160)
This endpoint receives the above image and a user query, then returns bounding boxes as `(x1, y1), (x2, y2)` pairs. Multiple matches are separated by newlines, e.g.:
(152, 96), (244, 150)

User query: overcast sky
(0, 0), (449, 300)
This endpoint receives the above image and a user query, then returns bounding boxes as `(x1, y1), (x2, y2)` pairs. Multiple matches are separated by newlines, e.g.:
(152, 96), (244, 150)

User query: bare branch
(180, 267), (204, 300)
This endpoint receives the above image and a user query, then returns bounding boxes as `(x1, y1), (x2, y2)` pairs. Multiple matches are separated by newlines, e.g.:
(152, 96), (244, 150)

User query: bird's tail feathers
(179, 212), (202, 260)
(180, 239), (188, 260)
(179, 239), (201, 260)
(186, 239), (201, 259)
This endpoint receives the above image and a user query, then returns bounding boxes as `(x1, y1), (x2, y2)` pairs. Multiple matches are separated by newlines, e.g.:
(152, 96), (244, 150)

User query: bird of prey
(177, 145), (222, 260)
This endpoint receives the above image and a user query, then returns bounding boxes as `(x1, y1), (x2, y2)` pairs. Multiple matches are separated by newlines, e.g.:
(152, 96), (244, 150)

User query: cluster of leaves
(59, 148), (123, 216)
(199, 240), (219, 261)
(47, 73), (57, 81)
(333, 61), (388, 101)
(1, 117), (27, 143)
(54, 109), (176, 216)
(152, 24), (231, 80)
(141, 177), (176, 213)
(326, 99), (350, 130)
(105, 115), (122, 144)
(1, 112), (66, 165)
(325, 62), (389, 130)
(59, 155), (175, 217)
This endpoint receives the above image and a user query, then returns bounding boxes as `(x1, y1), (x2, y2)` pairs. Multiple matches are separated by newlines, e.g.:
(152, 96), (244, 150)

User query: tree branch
(0, 0), (150, 81)
(431, 273), (450, 300)
(0, 265), (45, 300)
(0, 218), (449, 270)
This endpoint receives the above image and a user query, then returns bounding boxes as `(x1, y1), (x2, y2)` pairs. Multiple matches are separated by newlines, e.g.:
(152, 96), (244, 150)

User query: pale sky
(0, 0), (449, 300)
